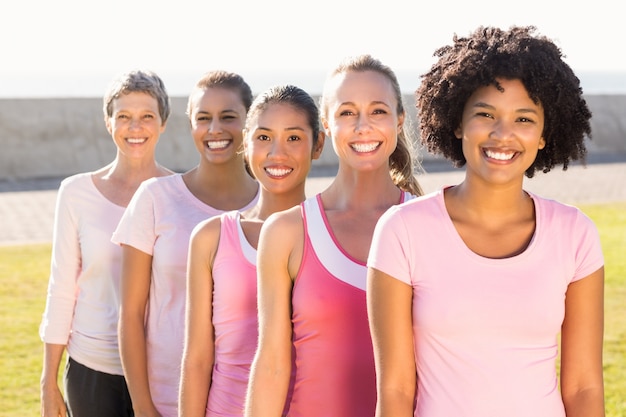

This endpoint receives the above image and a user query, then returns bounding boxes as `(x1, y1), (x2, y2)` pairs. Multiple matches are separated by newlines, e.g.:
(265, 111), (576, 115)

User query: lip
(482, 147), (519, 163)
(350, 141), (381, 154)
(126, 137), (147, 144)
(264, 166), (293, 178)
(205, 139), (231, 150)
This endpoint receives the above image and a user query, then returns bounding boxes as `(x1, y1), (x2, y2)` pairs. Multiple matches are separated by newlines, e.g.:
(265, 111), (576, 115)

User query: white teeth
(485, 149), (515, 160)
(351, 142), (380, 153)
(265, 167), (292, 177)
(127, 138), (146, 144)
(207, 140), (229, 149)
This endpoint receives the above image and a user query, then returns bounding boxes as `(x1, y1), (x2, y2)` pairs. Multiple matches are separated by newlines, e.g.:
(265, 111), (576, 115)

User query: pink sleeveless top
(286, 192), (411, 417)
(206, 210), (258, 416)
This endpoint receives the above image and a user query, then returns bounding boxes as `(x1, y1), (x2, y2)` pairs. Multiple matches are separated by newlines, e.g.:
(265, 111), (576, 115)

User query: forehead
(466, 78), (543, 110)
(189, 86), (245, 113)
(256, 102), (304, 120)
(111, 91), (159, 111)
(247, 102), (309, 131)
(325, 70), (396, 106)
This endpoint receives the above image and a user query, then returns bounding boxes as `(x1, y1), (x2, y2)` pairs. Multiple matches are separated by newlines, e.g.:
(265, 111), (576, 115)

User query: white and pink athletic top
(286, 192), (413, 417)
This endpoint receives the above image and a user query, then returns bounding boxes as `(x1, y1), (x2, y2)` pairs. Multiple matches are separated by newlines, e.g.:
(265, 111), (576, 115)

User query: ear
(454, 126), (462, 139)
(321, 117), (331, 137)
(538, 136), (546, 150)
(105, 117), (113, 135)
(312, 132), (326, 160)
(397, 111), (405, 131)
(242, 129), (250, 152)
(159, 121), (167, 134)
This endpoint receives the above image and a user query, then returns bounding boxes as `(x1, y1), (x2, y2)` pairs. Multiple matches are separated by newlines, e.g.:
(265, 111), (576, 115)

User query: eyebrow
(196, 109), (239, 115)
(256, 126), (306, 132)
(339, 100), (391, 108)
(472, 101), (539, 114)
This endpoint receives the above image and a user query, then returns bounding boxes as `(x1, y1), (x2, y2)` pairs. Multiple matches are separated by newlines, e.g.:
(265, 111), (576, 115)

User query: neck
(322, 165), (401, 211)
(246, 187), (307, 221)
(452, 176), (529, 215)
(190, 159), (255, 190)
(103, 156), (167, 185)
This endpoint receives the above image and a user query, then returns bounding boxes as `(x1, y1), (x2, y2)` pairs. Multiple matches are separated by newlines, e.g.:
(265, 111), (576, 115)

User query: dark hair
(416, 25), (592, 178)
(186, 70), (254, 116)
(246, 84), (321, 146)
(103, 69), (170, 123)
(320, 54), (423, 196)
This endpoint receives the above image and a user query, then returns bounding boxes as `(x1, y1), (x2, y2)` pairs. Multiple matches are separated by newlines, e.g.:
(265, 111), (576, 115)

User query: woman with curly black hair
(367, 26), (604, 416)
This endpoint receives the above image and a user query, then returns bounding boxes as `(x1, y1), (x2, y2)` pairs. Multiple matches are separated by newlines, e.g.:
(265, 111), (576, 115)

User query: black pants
(64, 356), (134, 417)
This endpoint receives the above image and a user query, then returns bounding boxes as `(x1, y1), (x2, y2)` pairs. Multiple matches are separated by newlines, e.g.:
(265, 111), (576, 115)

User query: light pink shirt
(368, 188), (604, 417)
(40, 172), (126, 375)
(111, 174), (258, 417)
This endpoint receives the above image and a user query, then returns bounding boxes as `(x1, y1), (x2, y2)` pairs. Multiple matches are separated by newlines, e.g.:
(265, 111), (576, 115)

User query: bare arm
(118, 244), (161, 417)
(367, 267), (416, 417)
(245, 209), (301, 417)
(560, 266), (605, 417)
(179, 219), (220, 417)
(40, 343), (67, 417)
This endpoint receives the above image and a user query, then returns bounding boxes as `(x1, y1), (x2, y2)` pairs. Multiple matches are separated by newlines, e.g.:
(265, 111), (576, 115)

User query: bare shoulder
(190, 215), (222, 248)
(259, 204), (305, 280)
(262, 205), (304, 238)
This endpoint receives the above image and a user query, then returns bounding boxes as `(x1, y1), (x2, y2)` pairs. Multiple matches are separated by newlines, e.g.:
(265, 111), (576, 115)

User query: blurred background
(1, 0), (625, 180)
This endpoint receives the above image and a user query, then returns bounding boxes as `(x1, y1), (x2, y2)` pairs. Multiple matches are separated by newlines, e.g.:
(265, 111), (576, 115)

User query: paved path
(1, 157), (624, 247)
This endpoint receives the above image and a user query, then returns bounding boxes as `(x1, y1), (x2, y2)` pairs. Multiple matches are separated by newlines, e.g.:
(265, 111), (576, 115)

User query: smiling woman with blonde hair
(245, 54), (422, 417)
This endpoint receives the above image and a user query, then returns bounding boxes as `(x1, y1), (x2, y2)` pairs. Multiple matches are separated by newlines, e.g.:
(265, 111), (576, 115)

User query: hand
(40, 383), (67, 417)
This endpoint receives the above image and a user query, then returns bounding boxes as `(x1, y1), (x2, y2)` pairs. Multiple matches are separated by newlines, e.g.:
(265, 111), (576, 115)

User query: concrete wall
(1, 95), (625, 180)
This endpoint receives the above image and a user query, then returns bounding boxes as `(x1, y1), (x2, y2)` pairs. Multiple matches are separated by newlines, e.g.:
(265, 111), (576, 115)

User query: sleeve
(571, 210), (605, 282)
(111, 181), (157, 256)
(367, 205), (413, 286)
(39, 178), (82, 343)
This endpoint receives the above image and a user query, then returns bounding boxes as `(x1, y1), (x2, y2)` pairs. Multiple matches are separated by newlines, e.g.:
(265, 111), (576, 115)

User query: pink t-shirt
(368, 188), (604, 417)
(286, 192), (412, 417)
(111, 174), (258, 417)
(205, 210), (258, 416)
(40, 172), (126, 375)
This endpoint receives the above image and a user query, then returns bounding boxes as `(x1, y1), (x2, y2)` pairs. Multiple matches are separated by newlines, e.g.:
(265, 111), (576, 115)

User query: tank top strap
(302, 195), (367, 290)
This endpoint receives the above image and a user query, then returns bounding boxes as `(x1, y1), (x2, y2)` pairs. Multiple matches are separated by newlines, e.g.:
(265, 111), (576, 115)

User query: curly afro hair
(416, 25), (592, 178)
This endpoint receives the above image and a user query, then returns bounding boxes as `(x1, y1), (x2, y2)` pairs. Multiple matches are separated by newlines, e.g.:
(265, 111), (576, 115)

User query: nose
(490, 118), (515, 141)
(129, 117), (142, 130)
(355, 113), (373, 133)
(267, 140), (288, 159)
(208, 119), (222, 134)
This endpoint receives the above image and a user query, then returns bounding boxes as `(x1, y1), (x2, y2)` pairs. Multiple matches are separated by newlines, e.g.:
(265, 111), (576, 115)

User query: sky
(1, 0), (625, 97)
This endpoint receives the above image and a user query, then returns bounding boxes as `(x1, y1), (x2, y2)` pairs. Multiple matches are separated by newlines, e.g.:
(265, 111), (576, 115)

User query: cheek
(246, 141), (267, 162)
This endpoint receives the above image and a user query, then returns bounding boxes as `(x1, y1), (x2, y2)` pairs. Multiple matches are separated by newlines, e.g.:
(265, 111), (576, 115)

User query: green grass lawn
(0, 202), (624, 416)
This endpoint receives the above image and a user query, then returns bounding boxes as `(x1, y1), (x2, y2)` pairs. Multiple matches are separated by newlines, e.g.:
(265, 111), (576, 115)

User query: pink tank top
(206, 211), (258, 416)
(286, 194), (378, 416)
